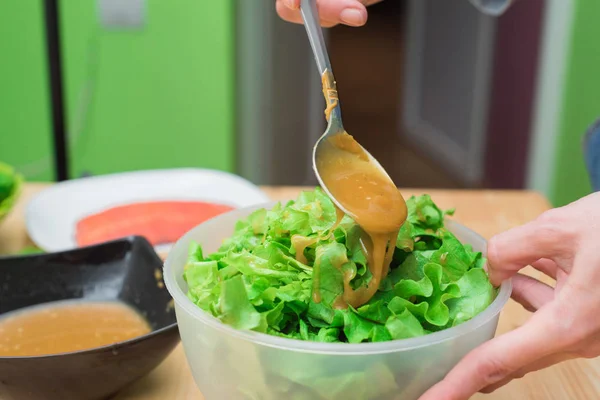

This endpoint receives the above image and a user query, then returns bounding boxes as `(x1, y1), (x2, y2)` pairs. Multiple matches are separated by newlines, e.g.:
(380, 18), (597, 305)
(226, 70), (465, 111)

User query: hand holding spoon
(300, 0), (406, 235)
(300, 0), (407, 308)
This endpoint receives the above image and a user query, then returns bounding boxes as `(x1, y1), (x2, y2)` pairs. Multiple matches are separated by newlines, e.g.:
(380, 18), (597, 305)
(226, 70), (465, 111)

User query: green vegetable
(18, 246), (44, 256)
(0, 162), (22, 222)
(184, 188), (495, 343)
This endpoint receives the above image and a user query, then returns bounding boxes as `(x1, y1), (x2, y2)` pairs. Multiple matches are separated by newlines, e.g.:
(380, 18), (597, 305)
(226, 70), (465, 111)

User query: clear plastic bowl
(163, 202), (512, 400)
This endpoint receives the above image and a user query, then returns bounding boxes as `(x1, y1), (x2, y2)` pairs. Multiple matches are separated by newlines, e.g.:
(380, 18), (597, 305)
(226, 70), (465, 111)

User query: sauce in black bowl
(0, 236), (178, 400)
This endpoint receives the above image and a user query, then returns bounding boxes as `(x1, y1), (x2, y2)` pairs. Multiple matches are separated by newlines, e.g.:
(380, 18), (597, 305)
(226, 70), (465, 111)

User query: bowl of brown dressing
(0, 236), (179, 400)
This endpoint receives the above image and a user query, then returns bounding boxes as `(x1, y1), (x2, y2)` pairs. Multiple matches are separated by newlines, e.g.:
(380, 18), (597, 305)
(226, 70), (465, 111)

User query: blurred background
(0, 0), (598, 207)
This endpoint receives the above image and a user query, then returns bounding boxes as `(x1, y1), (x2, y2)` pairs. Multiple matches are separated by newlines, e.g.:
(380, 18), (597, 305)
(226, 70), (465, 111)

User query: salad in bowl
(163, 189), (510, 400)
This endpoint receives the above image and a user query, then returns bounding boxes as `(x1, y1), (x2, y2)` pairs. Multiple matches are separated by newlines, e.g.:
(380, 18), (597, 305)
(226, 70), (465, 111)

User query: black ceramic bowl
(0, 236), (179, 400)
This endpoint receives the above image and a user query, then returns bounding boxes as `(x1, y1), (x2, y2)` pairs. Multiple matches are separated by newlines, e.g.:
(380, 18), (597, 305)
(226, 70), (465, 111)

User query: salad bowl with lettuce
(163, 189), (511, 400)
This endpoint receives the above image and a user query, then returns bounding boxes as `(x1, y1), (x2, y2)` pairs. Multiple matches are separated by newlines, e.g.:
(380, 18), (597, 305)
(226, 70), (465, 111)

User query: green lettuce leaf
(342, 309), (392, 343)
(311, 242), (347, 307)
(429, 230), (473, 283)
(218, 275), (266, 331)
(447, 267), (496, 326)
(184, 259), (220, 309)
(385, 308), (425, 339)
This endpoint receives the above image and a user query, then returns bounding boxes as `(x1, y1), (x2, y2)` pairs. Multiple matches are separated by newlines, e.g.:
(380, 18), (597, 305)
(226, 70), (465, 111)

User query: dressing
(291, 207), (344, 265)
(315, 86), (408, 309)
(292, 235), (319, 265)
(0, 301), (151, 357)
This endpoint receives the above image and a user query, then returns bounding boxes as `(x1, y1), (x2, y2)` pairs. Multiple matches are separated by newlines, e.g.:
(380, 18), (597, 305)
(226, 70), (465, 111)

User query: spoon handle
(300, 0), (332, 75)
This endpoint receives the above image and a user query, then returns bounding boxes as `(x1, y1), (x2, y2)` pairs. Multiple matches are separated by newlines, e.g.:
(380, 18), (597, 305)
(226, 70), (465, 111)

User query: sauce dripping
(0, 301), (151, 357)
(322, 71), (339, 121)
(315, 72), (408, 309)
(292, 235), (319, 265)
(291, 207), (344, 265)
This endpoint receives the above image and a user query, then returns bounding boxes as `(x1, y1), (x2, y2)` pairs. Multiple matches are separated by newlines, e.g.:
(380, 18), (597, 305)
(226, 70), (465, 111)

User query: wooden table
(1, 183), (597, 399)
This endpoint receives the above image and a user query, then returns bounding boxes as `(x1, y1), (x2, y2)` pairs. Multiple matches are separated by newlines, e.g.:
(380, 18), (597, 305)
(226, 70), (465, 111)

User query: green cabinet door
(59, 0), (235, 177)
(0, 0), (55, 181)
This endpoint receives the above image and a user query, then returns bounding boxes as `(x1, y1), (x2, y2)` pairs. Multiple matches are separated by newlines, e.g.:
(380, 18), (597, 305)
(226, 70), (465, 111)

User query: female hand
(419, 192), (600, 399)
(275, 0), (516, 28)
(275, 0), (381, 28)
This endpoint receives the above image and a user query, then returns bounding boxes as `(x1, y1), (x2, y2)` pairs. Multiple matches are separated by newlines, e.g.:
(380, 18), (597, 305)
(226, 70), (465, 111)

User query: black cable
(44, 0), (69, 181)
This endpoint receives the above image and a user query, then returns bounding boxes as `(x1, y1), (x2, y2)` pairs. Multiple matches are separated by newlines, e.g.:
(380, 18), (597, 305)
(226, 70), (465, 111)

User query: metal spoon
(300, 0), (397, 212)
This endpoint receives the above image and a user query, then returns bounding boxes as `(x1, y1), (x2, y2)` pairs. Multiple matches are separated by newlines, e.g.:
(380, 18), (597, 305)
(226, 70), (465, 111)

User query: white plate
(26, 169), (270, 252)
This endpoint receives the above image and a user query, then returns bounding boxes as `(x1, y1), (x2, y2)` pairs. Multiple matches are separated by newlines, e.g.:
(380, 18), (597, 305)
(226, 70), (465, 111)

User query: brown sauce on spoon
(315, 70), (408, 309)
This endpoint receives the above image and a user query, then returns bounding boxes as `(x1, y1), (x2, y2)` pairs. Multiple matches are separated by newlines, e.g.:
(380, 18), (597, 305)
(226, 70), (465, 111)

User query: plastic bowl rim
(163, 201), (512, 356)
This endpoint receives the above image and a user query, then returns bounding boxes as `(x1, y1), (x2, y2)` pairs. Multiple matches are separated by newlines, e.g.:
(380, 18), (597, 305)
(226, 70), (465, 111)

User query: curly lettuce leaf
(219, 275), (266, 331)
(447, 267), (495, 326)
(385, 308), (425, 339)
(406, 194), (453, 231)
(184, 259), (220, 309)
(311, 242), (347, 306)
(342, 310), (392, 343)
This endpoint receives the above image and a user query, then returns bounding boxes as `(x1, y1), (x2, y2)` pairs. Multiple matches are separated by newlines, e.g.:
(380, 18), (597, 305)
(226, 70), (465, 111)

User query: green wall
(59, 0), (235, 177)
(550, 0), (600, 206)
(0, 0), (55, 181)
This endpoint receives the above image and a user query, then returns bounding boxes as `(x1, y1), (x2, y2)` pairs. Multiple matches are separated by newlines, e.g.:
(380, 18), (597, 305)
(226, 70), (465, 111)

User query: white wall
(525, 0), (575, 196)
(401, 0), (496, 186)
